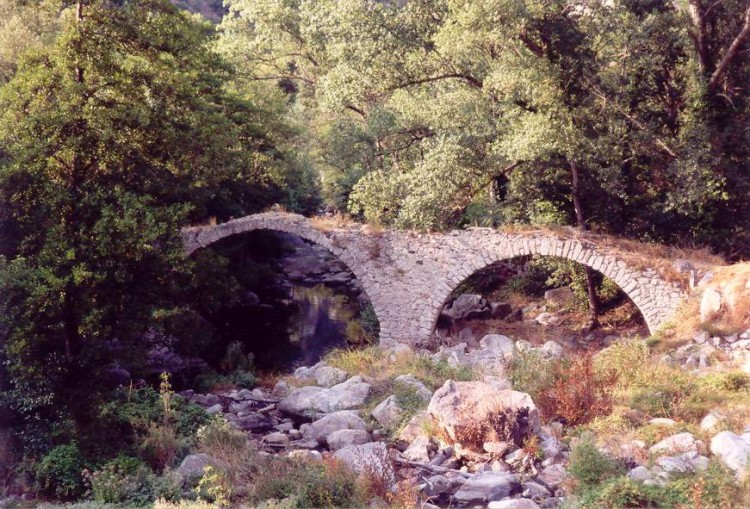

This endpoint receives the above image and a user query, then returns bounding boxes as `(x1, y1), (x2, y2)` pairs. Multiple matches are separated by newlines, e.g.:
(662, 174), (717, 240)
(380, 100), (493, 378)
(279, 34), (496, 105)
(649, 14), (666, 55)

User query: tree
(0, 0), (289, 451)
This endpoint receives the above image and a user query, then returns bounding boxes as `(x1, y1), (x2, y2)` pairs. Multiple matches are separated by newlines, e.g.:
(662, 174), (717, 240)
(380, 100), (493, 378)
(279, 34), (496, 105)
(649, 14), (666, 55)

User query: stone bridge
(182, 212), (690, 346)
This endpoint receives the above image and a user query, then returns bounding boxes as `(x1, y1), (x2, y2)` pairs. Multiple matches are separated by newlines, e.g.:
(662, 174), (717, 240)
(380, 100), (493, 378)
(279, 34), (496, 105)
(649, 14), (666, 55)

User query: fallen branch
(394, 456), (472, 479)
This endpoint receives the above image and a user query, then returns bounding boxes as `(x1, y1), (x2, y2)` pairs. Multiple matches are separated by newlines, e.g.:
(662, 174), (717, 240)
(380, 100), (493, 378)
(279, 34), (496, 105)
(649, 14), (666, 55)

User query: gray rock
(428, 381), (540, 449)
(535, 313), (563, 327)
(488, 499), (541, 509)
(537, 464), (567, 488)
(655, 451), (709, 474)
(446, 294), (489, 321)
(177, 453), (214, 480)
(422, 474), (465, 499)
(205, 403), (223, 415)
(278, 377), (371, 417)
(232, 412), (274, 433)
(522, 481), (551, 500)
(315, 366), (348, 388)
(395, 374), (433, 402)
(272, 380), (291, 398)
(333, 442), (394, 484)
(649, 433), (698, 455)
(293, 366), (315, 380)
(710, 431), (750, 477)
(515, 340), (534, 352)
(288, 449), (323, 461)
(263, 432), (290, 447)
(403, 436), (436, 463)
(372, 395), (404, 428)
(700, 411), (724, 432)
(398, 411), (433, 444)
(480, 334), (516, 359)
(452, 472), (520, 506)
(544, 287), (574, 307)
(540, 341), (564, 359)
(326, 429), (372, 451)
(491, 302), (513, 319)
(700, 288), (722, 322)
(305, 410), (368, 444)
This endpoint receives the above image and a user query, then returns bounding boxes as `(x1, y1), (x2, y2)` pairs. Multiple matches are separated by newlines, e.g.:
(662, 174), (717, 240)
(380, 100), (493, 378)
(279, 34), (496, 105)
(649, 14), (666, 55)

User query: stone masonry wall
(182, 213), (689, 346)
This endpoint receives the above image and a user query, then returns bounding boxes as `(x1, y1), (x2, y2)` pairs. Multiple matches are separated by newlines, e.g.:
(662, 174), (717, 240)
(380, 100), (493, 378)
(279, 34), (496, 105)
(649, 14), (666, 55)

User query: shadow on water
(287, 285), (352, 367)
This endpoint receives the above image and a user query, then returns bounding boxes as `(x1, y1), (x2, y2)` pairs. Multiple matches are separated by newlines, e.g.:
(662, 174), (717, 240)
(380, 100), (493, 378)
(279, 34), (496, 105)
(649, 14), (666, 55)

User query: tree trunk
(570, 159), (600, 331)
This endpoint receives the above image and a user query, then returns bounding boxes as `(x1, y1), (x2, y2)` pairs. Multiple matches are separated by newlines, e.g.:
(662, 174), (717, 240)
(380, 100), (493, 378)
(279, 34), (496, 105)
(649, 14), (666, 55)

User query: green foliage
(568, 439), (626, 490)
(196, 465), (232, 507)
(0, 0), (308, 458)
(576, 476), (685, 508)
(34, 442), (87, 500)
(88, 456), (155, 505)
(220, 341), (255, 374)
(507, 349), (558, 402)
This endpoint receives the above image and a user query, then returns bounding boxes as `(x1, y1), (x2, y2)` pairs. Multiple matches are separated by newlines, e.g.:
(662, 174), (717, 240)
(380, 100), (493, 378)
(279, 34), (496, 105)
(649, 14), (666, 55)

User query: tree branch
(708, 5), (750, 92)
(387, 72), (483, 91)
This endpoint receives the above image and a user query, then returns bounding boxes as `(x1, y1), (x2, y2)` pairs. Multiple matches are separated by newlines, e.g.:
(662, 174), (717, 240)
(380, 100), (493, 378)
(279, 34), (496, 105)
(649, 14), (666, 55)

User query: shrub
(88, 455), (155, 505)
(294, 459), (362, 508)
(139, 421), (189, 471)
(577, 476), (685, 508)
(537, 352), (618, 426)
(196, 465), (232, 507)
(568, 439), (625, 489)
(35, 442), (87, 500)
(507, 349), (558, 401)
(221, 341), (254, 374)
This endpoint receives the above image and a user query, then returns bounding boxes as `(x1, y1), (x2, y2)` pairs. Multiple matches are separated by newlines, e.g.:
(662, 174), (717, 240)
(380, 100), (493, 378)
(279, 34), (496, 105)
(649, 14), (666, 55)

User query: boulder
(700, 411), (724, 432)
(232, 412), (274, 433)
(491, 302), (513, 319)
(654, 451), (709, 475)
(402, 436), (436, 463)
(700, 288), (722, 322)
(428, 381), (540, 450)
(326, 429), (372, 451)
(177, 453), (214, 480)
(263, 432), (290, 447)
(649, 433), (698, 455)
(540, 341), (564, 359)
(278, 376), (371, 417)
(398, 411), (433, 444)
(333, 442), (394, 484)
(480, 335), (515, 359)
(315, 366), (348, 388)
(710, 430), (750, 478)
(305, 410), (368, 444)
(372, 396), (404, 429)
(535, 313), (563, 327)
(544, 287), (574, 307)
(271, 380), (291, 398)
(288, 449), (323, 461)
(394, 374), (433, 402)
(446, 294), (489, 321)
(206, 404), (223, 415)
(452, 472), (520, 507)
(537, 464), (567, 488)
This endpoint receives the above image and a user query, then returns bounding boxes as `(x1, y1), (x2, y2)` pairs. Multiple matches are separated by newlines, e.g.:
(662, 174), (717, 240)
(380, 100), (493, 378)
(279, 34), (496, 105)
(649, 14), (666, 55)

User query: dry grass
(309, 212), (356, 232)
(323, 347), (478, 389)
(499, 224), (724, 285)
(702, 262), (750, 332)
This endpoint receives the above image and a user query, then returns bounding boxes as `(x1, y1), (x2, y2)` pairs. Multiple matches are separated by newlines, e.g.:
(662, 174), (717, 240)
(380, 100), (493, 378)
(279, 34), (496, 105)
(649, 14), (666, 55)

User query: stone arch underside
(183, 213), (688, 346)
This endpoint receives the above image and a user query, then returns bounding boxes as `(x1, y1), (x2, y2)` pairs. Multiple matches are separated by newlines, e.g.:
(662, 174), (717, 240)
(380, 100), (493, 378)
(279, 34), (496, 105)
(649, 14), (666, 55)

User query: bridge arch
(183, 213), (689, 346)
(423, 232), (684, 339)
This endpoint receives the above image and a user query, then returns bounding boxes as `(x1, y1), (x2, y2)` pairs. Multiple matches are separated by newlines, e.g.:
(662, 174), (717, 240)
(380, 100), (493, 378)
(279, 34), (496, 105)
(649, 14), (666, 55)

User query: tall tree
(0, 0), (287, 449)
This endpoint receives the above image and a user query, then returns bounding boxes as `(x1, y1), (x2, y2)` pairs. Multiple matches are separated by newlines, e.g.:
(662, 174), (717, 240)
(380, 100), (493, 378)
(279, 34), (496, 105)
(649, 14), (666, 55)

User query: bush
(507, 349), (558, 401)
(35, 442), (87, 500)
(88, 455), (155, 505)
(196, 465), (232, 506)
(577, 476), (685, 508)
(221, 341), (254, 373)
(537, 352), (618, 426)
(139, 422), (189, 471)
(294, 459), (362, 508)
(568, 439), (625, 489)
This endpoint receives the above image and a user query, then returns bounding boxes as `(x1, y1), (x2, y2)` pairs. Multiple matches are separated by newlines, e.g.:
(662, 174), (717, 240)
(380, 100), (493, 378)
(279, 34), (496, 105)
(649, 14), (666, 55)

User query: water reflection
(286, 285), (356, 368)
